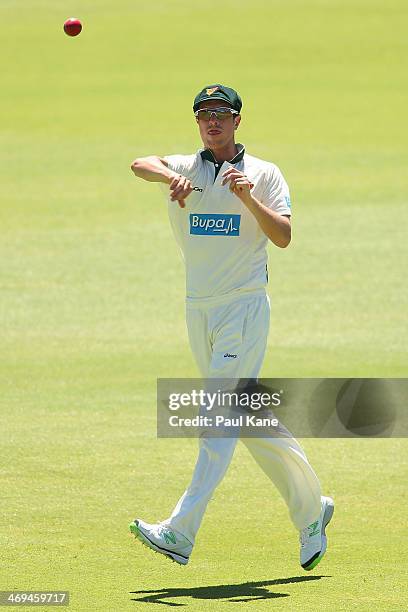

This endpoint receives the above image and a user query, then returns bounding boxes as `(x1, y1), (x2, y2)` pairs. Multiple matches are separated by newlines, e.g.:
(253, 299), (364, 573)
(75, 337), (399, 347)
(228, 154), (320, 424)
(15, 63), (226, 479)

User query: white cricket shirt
(161, 144), (291, 300)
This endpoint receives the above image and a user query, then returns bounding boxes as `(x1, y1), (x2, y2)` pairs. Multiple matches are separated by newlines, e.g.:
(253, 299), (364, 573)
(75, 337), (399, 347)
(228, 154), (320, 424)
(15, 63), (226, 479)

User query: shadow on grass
(130, 575), (329, 606)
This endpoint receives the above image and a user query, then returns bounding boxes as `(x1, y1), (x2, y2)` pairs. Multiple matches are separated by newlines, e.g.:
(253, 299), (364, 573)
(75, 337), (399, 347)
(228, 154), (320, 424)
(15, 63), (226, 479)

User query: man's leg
(163, 435), (238, 544)
(229, 294), (322, 528)
(241, 436), (322, 530)
(229, 295), (332, 569)
(163, 301), (246, 543)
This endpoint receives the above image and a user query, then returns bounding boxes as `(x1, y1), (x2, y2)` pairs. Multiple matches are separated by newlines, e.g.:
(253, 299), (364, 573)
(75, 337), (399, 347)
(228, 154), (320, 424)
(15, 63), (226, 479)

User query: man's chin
(205, 135), (226, 148)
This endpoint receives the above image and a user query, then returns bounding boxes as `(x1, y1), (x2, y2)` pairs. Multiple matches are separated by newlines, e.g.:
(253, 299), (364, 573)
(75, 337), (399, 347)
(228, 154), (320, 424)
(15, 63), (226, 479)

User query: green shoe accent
(129, 522), (139, 537)
(163, 530), (177, 546)
(308, 520), (320, 537)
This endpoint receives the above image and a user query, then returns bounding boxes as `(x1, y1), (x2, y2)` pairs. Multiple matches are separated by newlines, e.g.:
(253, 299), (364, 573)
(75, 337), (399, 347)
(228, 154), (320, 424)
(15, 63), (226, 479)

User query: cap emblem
(206, 87), (219, 96)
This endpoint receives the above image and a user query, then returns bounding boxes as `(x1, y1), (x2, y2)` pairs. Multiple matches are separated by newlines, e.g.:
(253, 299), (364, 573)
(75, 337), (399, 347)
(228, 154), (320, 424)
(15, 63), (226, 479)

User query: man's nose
(208, 113), (220, 125)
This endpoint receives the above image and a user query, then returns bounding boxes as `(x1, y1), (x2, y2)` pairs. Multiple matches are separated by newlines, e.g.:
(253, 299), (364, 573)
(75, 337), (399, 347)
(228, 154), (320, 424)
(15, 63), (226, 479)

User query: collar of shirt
(199, 143), (245, 165)
(200, 144), (245, 181)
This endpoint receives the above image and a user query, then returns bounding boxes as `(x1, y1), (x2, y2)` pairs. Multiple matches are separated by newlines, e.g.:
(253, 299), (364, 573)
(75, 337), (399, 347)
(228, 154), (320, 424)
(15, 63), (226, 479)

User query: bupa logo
(190, 214), (241, 236)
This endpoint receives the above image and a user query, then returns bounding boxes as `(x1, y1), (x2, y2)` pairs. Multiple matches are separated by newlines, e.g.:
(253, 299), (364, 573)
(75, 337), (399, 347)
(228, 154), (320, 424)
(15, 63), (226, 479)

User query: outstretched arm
(130, 156), (192, 208)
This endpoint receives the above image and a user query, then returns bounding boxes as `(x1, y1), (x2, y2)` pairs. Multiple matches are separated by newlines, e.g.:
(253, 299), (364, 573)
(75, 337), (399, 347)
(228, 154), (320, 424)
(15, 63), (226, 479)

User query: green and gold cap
(193, 84), (242, 113)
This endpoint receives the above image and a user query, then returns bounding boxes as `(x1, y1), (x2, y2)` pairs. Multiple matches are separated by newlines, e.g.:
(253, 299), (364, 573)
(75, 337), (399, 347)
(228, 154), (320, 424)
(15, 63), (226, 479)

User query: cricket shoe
(129, 519), (192, 565)
(300, 496), (334, 571)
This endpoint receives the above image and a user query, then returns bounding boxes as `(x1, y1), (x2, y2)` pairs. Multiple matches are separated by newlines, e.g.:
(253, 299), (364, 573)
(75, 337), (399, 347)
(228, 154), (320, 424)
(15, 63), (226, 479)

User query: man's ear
(234, 114), (241, 130)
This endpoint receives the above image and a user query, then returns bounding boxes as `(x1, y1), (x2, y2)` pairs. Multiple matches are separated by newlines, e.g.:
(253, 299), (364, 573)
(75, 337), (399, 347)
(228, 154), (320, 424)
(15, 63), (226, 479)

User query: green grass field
(1, 0), (407, 610)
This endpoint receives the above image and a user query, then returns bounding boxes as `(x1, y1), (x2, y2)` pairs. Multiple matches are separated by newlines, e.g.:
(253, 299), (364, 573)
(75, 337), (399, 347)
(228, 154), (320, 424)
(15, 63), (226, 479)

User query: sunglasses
(194, 107), (239, 121)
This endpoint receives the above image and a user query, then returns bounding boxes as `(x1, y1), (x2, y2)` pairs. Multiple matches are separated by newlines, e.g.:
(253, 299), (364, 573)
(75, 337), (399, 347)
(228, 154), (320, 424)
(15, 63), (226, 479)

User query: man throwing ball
(130, 84), (334, 570)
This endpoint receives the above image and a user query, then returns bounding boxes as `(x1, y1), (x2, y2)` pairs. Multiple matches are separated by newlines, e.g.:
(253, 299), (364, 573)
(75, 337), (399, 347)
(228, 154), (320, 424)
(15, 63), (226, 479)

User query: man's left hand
(221, 167), (254, 204)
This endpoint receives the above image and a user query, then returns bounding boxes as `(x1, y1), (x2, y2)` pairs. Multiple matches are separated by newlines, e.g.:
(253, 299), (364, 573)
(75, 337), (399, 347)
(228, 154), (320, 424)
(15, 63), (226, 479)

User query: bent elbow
(281, 233), (292, 248)
(272, 228), (291, 248)
(130, 158), (141, 172)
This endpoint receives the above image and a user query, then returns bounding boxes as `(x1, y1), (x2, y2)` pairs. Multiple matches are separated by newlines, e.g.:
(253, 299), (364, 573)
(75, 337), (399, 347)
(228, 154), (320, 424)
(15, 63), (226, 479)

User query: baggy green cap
(193, 84), (242, 113)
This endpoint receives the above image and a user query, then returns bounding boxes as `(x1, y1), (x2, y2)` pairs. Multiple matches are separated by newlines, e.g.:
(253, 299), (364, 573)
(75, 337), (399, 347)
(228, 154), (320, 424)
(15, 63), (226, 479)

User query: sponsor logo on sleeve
(189, 214), (241, 236)
(285, 195), (291, 208)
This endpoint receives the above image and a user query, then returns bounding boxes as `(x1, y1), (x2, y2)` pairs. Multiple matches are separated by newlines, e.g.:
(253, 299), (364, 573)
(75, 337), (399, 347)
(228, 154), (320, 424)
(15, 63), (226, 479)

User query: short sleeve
(261, 164), (292, 216)
(162, 154), (197, 178)
(158, 154), (198, 198)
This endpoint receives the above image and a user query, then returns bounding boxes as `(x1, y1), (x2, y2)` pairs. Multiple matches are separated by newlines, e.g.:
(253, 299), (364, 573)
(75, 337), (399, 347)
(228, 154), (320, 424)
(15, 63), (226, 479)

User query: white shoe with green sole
(130, 519), (192, 566)
(300, 496), (334, 570)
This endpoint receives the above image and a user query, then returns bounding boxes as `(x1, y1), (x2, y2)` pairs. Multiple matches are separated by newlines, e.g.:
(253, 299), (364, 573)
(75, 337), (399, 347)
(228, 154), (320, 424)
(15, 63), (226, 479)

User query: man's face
(196, 99), (241, 149)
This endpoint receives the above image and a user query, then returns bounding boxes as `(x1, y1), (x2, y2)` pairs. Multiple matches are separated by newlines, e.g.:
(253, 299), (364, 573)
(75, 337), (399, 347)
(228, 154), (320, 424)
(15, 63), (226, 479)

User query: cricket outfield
(1, 0), (407, 609)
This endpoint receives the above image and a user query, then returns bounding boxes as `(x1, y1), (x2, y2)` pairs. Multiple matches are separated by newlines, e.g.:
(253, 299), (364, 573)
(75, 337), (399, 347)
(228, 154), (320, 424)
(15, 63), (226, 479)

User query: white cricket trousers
(164, 289), (321, 544)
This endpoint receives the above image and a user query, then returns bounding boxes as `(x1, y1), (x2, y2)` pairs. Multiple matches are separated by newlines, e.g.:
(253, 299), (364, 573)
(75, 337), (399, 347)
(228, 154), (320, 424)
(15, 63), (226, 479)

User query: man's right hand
(131, 156), (192, 209)
(168, 173), (193, 209)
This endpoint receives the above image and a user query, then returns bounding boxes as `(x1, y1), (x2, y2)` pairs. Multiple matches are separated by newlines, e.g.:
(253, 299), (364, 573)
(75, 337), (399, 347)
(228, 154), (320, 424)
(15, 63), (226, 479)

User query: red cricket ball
(63, 18), (82, 37)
